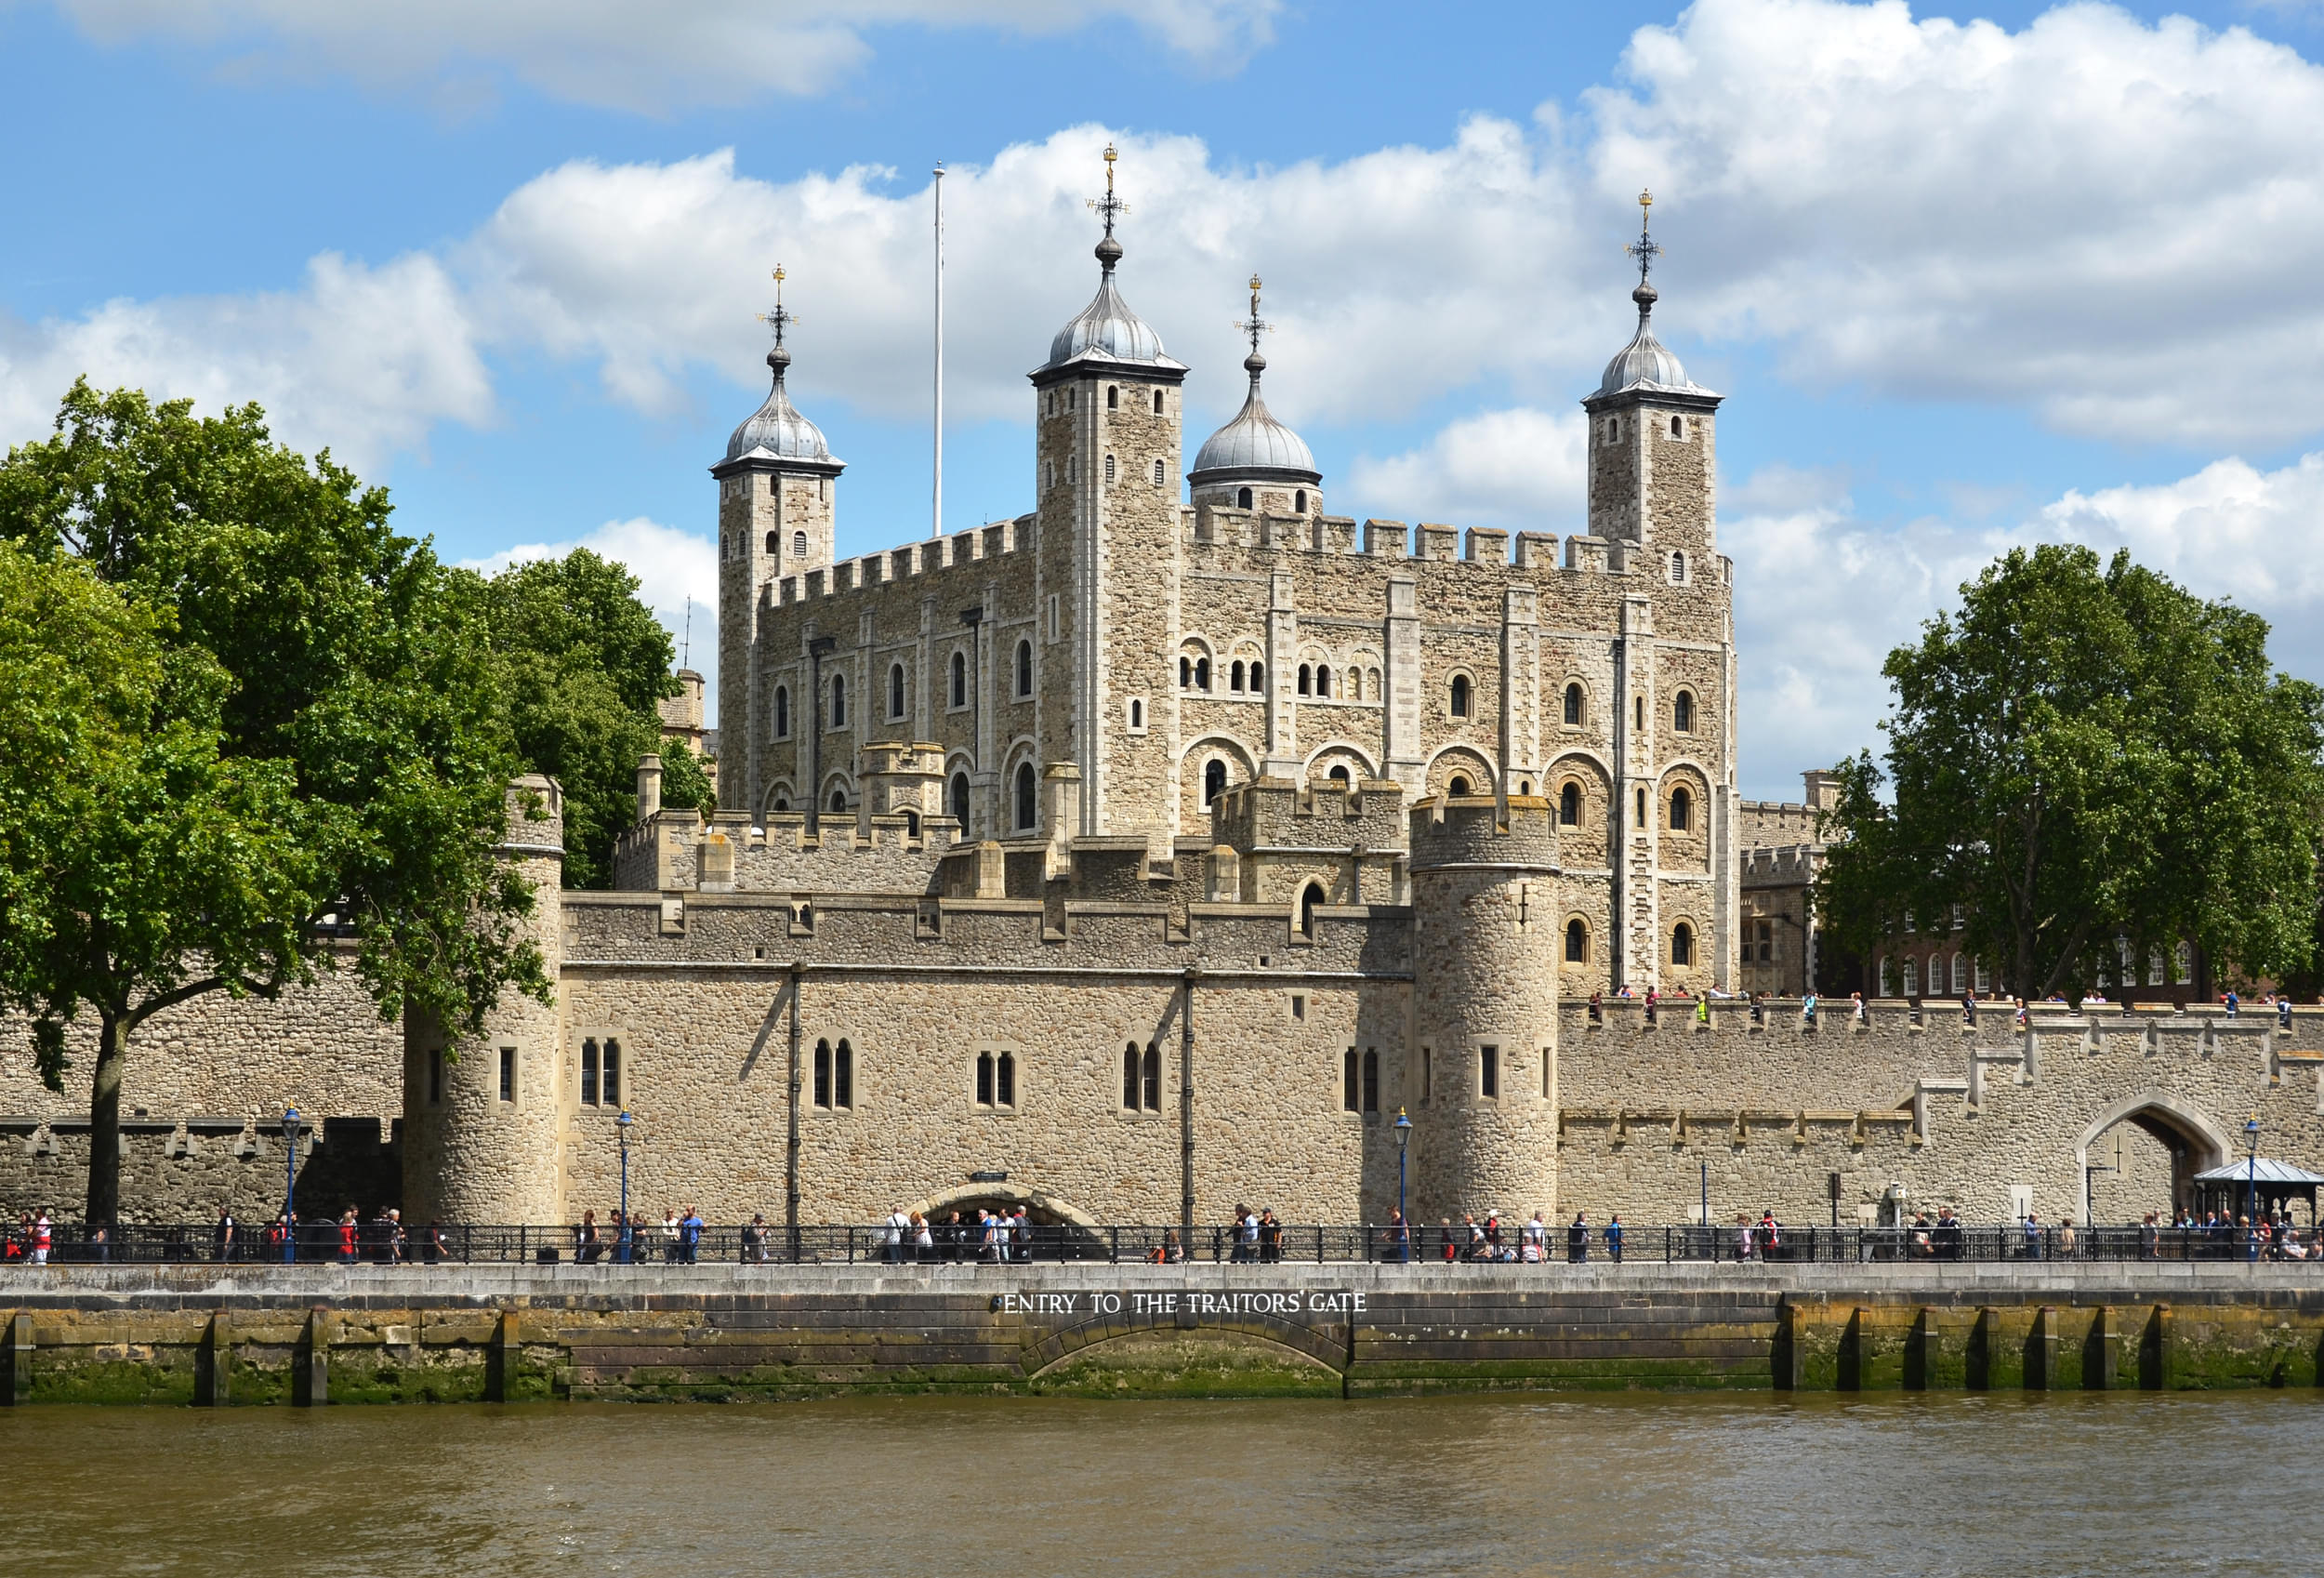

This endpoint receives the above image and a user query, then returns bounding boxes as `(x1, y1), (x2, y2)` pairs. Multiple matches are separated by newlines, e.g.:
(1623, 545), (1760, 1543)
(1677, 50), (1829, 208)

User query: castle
(5, 168), (2321, 1237)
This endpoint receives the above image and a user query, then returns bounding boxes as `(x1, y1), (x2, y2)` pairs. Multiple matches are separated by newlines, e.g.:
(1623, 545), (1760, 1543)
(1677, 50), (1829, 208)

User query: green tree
(480, 549), (682, 888)
(0, 382), (546, 1224)
(1815, 545), (2324, 1002)
(658, 740), (715, 813)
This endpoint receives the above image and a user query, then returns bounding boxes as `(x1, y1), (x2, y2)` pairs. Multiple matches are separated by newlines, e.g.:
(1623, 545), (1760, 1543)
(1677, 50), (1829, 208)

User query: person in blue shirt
(1604, 1214), (1624, 1264)
(680, 1206), (704, 1264)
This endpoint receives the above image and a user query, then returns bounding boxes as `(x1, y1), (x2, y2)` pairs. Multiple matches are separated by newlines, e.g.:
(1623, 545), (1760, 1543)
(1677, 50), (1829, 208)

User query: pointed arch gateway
(2074, 1088), (2234, 1223)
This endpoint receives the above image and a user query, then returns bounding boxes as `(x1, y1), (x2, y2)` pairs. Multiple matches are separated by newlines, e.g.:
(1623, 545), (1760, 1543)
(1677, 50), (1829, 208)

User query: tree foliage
(0, 381), (545, 1222)
(479, 548), (682, 888)
(1815, 545), (2324, 1001)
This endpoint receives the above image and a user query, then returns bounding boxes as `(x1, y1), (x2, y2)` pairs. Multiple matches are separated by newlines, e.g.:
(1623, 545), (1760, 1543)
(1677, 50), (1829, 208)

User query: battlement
(1739, 844), (1818, 885)
(1407, 794), (1560, 870)
(771, 513), (1035, 612)
(1209, 775), (1407, 854)
(1182, 505), (1731, 584)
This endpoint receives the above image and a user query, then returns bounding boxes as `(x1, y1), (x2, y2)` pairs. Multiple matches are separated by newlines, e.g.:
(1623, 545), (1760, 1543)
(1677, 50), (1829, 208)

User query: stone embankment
(6, 1262), (2324, 1402)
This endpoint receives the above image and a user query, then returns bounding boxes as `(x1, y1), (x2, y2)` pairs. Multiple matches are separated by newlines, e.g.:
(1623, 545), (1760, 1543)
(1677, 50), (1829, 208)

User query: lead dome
(726, 341), (837, 465)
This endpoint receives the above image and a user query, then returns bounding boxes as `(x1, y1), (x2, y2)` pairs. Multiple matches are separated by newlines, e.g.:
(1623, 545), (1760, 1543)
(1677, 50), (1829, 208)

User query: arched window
(1249, 661), (1263, 692)
(1153, 459), (1165, 485)
(1450, 673), (1472, 718)
(1294, 489), (1307, 513)
(793, 530), (808, 558)
(1950, 952), (1965, 995)
(1298, 664), (1312, 696)
(996, 1050), (1015, 1107)
(904, 809), (920, 839)
(1343, 1048), (1360, 1112)
(1362, 1049), (1379, 1113)
(1559, 782), (1581, 826)
(774, 685), (790, 738)
(829, 787), (848, 814)
(764, 530), (777, 554)
(1129, 697), (1143, 729)
(1203, 759), (1226, 804)
(889, 663), (906, 720)
(1181, 655), (1193, 688)
(1328, 764), (1351, 786)
(1671, 922), (1695, 966)
(1670, 786), (1692, 831)
(950, 650), (967, 708)
(977, 1051), (994, 1107)
(829, 674), (846, 728)
(1195, 656), (1210, 691)
(813, 1039), (833, 1108)
(1314, 665), (1330, 697)
(1366, 667), (1380, 698)
(1300, 882), (1323, 936)
(1670, 415), (1683, 438)
(1152, 390), (1163, 414)
(949, 771), (970, 828)
(1236, 486), (1253, 510)
(1564, 683), (1584, 725)
(772, 794), (789, 812)
(1107, 385), (1119, 410)
(1230, 660), (1246, 691)
(1670, 550), (1687, 585)
(1673, 691), (1695, 733)
(1565, 919), (1589, 962)
(1104, 454), (1116, 484)
(1447, 775), (1472, 798)
(1014, 762), (1037, 831)
(1015, 640), (1032, 697)
(1903, 958), (1920, 997)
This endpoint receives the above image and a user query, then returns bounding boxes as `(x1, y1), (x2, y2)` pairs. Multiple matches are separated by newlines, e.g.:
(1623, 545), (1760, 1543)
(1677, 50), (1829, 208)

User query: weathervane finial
(1087, 143), (1129, 245)
(1234, 273), (1273, 364)
(1625, 189), (1662, 291)
(757, 263), (799, 372)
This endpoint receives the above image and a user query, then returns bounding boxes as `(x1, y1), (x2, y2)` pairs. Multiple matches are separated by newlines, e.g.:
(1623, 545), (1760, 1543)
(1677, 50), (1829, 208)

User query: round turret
(402, 776), (568, 1225)
(1189, 278), (1323, 517)
(1406, 795), (1563, 1224)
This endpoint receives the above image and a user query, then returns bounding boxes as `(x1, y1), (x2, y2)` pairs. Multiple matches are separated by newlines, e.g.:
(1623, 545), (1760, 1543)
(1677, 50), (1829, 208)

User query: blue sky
(7, 0), (2324, 799)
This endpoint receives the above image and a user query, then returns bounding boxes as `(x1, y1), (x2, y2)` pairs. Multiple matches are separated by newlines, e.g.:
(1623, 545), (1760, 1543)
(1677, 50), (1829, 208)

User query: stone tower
(402, 776), (567, 1225)
(1026, 146), (1188, 844)
(1579, 192), (1732, 992)
(1407, 793), (1563, 1223)
(714, 269), (844, 818)
(1186, 274), (1323, 522)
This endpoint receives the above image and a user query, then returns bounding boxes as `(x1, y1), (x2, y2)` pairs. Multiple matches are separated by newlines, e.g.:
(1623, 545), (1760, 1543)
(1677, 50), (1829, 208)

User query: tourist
(1802, 992), (1818, 1025)
(1961, 988), (1976, 1027)
(1695, 994), (1710, 1027)
(1736, 1213), (1756, 1260)
(337, 1207), (358, 1264)
(213, 1207), (236, 1264)
(2279, 997), (2295, 1029)
(681, 1206), (705, 1264)
(1522, 1211), (1545, 1264)
(746, 1213), (771, 1265)
(1239, 1205), (1261, 1264)
(1567, 1212), (1589, 1265)
(1482, 1212), (1503, 1260)
(1750, 992), (1764, 1025)
(2225, 989), (2239, 1018)
(1605, 1214), (1625, 1264)
(2022, 1211), (2041, 1261)
(575, 1210), (601, 1264)
(661, 1209), (680, 1263)
(1009, 1205), (1032, 1263)
(1759, 1210), (1783, 1260)
(1589, 990), (1604, 1025)
(884, 1204), (910, 1265)
(980, 1209), (1002, 1263)
(913, 1212), (933, 1263)
(1259, 1208), (1282, 1264)
(32, 1208), (52, 1266)
(1163, 1228), (1184, 1264)
(1388, 1209), (1412, 1264)
(1440, 1219), (1458, 1262)
(2058, 1216), (2077, 1259)
(1851, 991), (1866, 1022)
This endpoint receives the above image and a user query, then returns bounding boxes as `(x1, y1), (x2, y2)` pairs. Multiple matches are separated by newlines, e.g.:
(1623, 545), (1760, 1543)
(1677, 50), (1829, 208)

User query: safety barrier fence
(3, 1221), (2317, 1267)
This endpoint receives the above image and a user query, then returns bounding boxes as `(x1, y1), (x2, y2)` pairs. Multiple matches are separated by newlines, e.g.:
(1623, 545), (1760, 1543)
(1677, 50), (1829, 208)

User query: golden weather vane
(1086, 143), (1129, 238)
(1233, 272), (1273, 357)
(757, 263), (799, 349)
(1626, 189), (1662, 286)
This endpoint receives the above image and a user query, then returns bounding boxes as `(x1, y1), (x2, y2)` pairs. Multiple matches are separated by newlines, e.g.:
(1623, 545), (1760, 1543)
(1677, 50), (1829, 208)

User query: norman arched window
(1670, 415), (1683, 438)
(1671, 922), (1695, 966)
(1104, 453), (1116, 484)
(1314, 665), (1330, 697)
(1236, 486), (1253, 510)
(1181, 655), (1193, 688)
(764, 530), (777, 554)
(1298, 664), (1312, 696)
(828, 674), (846, 728)
(1015, 640), (1033, 697)
(1129, 697), (1143, 729)
(1328, 764), (1351, 786)
(1014, 762), (1037, 831)
(1107, 385), (1119, 410)
(1153, 390), (1164, 414)
(1195, 656), (1210, 691)
(773, 685), (790, 738)
(1153, 458), (1166, 485)
(949, 771), (970, 828)
(1673, 691), (1695, 733)
(1449, 673), (1472, 718)
(1300, 882), (1323, 936)
(1203, 759), (1226, 804)
(889, 663), (906, 720)
(830, 787), (848, 814)
(1670, 550), (1687, 585)
(793, 530), (808, 558)
(1230, 660), (1246, 691)
(1670, 786), (1692, 831)
(1249, 661), (1263, 692)
(1564, 683), (1584, 725)
(1447, 775), (1473, 798)
(1565, 918), (1589, 962)
(1294, 489), (1307, 513)
(1559, 782), (1581, 826)
(950, 650), (967, 708)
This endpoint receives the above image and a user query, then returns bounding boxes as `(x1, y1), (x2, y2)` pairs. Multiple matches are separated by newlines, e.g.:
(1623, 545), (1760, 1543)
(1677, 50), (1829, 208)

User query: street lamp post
(616, 1111), (635, 1265)
(2245, 1115), (2262, 1260)
(1392, 1108), (1413, 1264)
(282, 1107), (300, 1264)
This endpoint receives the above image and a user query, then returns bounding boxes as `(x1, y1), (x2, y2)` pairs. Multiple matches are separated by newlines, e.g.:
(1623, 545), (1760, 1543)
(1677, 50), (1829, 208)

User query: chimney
(636, 753), (664, 823)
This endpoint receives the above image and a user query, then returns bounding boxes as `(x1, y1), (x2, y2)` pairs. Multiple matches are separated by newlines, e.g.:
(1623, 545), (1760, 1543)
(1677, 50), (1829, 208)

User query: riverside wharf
(7, 1260), (2324, 1403)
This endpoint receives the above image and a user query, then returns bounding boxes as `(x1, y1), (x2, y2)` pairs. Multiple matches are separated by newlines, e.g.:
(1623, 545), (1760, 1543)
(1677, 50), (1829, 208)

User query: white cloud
(1345, 407), (1588, 528)
(0, 251), (489, 473)
(461, 516), (722, 719)
(54, 0), (1282, 114)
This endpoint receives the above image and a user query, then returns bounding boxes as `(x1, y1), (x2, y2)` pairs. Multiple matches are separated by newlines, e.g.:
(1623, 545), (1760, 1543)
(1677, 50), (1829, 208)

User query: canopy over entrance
(2191, 1158), (2324, 1223)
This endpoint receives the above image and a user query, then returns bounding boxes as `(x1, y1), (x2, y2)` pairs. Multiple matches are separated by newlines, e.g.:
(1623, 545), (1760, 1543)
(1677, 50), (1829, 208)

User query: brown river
(4, 1392), (2318, 1576)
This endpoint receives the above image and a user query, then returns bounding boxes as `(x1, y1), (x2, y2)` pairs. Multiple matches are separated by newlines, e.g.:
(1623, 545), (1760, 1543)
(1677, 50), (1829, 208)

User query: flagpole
(932, 162), (944, 539)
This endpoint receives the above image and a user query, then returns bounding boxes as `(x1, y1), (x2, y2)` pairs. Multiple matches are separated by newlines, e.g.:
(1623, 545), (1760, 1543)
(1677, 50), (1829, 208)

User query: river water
(6, 1393), (2318, 1576)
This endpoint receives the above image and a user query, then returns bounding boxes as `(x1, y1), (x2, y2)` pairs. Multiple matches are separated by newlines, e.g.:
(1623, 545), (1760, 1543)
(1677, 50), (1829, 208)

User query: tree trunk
(85, 1013), (128, 1227)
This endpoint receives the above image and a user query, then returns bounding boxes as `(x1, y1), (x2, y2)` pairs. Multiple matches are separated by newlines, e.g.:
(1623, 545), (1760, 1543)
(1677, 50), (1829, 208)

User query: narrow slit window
(1480, 1044), (1499, 1100)
(1014, 762), (1037, 830)
(834, 1040), (853, 1108)
(1565, 918), (1588, 962)
(996, 1051), (1016, 1108)
(1450, 673), (1472, 718)
(950, 650), (967, 708)
(498, 1046), (516, 1103)
(1564, 683), (1584, 725)
(1015, 640), (1032, 697)
(1123, 1042), (1142, 1109)
(814, 1040), (833, 1109)
(830, 674), (846, 728)
(580, 1039), (600, 1107)
(1343, 1049), (1360, 1113)
(1141, 1041), (1160, 1110)
(977, 1051), (994, 1107)
(1362, 1049), (1380, 1113)
(890, 663), (906, 719)
(602, 1039), (621, 1107)
(793, 530), (808, 558)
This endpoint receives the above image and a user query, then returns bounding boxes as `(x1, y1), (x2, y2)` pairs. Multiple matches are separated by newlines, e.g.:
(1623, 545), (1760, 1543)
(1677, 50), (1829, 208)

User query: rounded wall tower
(1407, 794), (1562, 1225)
(402, 776), (567, 1225)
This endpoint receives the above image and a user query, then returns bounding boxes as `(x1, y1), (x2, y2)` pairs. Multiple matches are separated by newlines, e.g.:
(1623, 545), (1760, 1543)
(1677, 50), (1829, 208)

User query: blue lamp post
(616, 1110), (635, 1265)
(2245, 1115), (2262, 1259)
(1393, 1108), (1413, 1263)
(282, 1107), (300, 1264)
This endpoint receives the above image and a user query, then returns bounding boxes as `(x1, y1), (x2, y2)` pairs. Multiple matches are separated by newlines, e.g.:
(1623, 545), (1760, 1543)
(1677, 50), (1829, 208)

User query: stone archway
(903, 1182), (1108, 1261)
(2075, 1088), (2233, 1223)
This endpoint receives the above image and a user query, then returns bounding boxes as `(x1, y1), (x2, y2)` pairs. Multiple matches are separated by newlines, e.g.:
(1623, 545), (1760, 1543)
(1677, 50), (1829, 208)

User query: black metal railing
(1, 1220), (2314, 1267)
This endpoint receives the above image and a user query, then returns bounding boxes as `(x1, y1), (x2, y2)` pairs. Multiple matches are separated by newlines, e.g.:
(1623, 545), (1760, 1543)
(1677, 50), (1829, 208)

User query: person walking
(1566, 1212), (1589, 1265)
(912, 1211), (933, 1263)
(1522, 1211), (1546, 1264)
(680, 1206), (705, 1264)
(1388, 1209), (1411, 1265)
(213, 1207), (236, 1264)
(2140, 1213), (2159, 1261)
(31, 1209), (51, 1266)
(1605, 1214), (1625, 1265)
(2023, 1210), (2041, 1261)
(2059, 1216), (2078, 1259)
(1802, 991), (1819, 1025)
(884, 1204), (909, 1265)
(1695, 994), (1710, 1027)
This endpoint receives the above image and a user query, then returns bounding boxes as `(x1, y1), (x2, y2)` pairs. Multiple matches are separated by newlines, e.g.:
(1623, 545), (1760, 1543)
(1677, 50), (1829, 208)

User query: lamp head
(617, 1109), (634, 1145)
(1393, 1107), (1412, 1149)
(283, 1107), (299, 1135)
